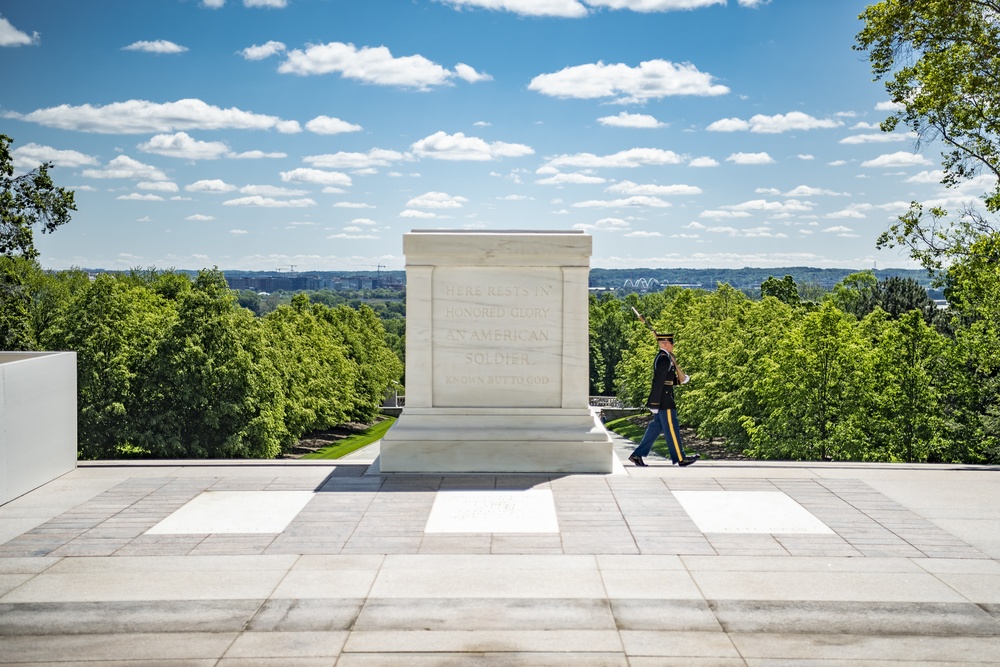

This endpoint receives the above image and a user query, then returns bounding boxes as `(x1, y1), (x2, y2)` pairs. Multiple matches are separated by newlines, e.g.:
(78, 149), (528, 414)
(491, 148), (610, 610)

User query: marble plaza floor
(2, 435), (1000, 666)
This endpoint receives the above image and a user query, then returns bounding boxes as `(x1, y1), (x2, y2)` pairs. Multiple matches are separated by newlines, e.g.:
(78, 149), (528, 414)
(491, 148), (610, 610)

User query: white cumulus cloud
(305, 149), (405, 169)
(239, 41), (286, 60)
(544, 147), (684, 170)
(529, 59), (728, 103)
(411, 131), (533, 161)
(8, 98), (302, 134)
(305, 115), (363, 135)
(606, 180), (701, 196)
(597, 112), (665, 128)
(138, 132), (230, 159)
(839, 132), (915, 144)
(860, 151), (932, 168)
(279, 168), (353, 187)
(440, 0), (748, 17)
(186, 179), (237, 193)
(406, 191), (469, 208)
(689, 156), (718, 168)
(138, 181), (179, 192)
(123, 40), (188, 54)
(572, 196), (672, 208)
(454, 63), (492, 82)
(11, 143), (98, 169)
(440, 0), (588, 17)
(726, 152), (775, 165)
(278, 41), (484, 90)
(707, 111), (842, 133)
(535, 172), (607, 185)
(117, 193), (165, 201)
(784, 185), (847, 197)
(0, 16), (39, 46)
(82, 155), (169, 181)
(223, 195), (316, 207)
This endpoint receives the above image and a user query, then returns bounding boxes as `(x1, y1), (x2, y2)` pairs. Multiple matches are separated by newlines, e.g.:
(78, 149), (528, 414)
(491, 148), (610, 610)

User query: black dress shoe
(678, 454), (700, 467)
(629, 455), (647, 467)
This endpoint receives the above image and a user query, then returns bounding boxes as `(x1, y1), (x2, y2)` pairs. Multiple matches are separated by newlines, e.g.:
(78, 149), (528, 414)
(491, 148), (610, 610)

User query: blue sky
(1, 0), (990, 272)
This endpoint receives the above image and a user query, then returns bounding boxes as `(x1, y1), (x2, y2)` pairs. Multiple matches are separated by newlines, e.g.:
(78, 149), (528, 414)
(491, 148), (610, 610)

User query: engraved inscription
(432, 267), (562, 408)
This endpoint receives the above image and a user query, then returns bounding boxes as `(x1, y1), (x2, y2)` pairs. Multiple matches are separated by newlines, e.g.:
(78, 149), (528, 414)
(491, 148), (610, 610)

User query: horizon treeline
(590, 271), (998, 464)
(0, 258), (402, 460)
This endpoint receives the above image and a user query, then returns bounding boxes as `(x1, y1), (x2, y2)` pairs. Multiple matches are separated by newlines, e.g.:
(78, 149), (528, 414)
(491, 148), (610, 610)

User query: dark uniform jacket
(645, 349), (680, 410)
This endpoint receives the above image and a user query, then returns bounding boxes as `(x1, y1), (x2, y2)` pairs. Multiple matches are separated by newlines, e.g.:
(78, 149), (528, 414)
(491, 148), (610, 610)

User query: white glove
(650, 409), (658, 414)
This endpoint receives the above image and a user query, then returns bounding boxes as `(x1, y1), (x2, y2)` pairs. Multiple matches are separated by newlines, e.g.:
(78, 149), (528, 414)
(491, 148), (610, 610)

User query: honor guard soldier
(629, 332), (700, 467)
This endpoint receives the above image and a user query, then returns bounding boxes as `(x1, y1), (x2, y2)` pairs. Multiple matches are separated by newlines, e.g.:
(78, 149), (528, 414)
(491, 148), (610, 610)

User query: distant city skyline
(3, 0), (994, 272)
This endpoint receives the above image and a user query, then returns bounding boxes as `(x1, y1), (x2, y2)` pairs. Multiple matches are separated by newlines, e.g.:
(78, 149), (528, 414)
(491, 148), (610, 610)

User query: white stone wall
(0, 352), (77, 505)
(381, 230), (613, 473)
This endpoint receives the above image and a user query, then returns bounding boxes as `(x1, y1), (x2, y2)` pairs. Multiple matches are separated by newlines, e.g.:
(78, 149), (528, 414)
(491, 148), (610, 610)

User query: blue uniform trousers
(631, 407), (687, 464)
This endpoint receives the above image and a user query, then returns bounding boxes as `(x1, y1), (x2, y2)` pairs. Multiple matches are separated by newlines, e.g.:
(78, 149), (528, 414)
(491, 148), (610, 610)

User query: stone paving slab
(1, 450), (999, 665)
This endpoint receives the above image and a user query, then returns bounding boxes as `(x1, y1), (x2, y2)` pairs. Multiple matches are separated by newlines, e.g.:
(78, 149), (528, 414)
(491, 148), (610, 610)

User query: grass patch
(605, 414), (674, 458)
(301, 417), (396, 460)
(604, 416), (647, 442)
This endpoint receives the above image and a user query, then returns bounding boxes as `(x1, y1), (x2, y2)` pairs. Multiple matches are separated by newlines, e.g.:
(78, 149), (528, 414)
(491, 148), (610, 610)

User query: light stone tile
(681, 555), (924, 573)
(42, 554), (298, 574)
(595, 555), (686, 570)
(218, 659), (334, 667)
(600, 569), (703, 600)
(0, 631), (238, 662)
(711, 599), (1000, 636)
(290, 554), (384, 570)
(146, 491), (314, 534)
(247, 598), (364, 632)
(0, 556), (60, 574)
(369, 568), (606, 599)
(336, 654), (629, 667)
(342, 629), (623, 653)
(610, 599), (722, 632)
(0, 568), (289, 603)
(0, 573), (33, 597)
(673, 491), (833, 534)
(731, 632), (1000, 663)
(223, 631), (347, 658)
(353, 597), (615, 631)
(0, 599), (262, 635)
(927, 573), (1000, 604)
(619, 630), (742, 659)
(425, 489), (559, 533)
(914, 558), (1000, 575)
(382, 554), (596, 570)
(270, 569), (379, 599)
(691, 570), (968, 603)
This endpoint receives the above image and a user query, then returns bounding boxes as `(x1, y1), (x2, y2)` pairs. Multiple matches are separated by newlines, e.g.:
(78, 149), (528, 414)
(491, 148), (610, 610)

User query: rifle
(630, 306), (657, 335)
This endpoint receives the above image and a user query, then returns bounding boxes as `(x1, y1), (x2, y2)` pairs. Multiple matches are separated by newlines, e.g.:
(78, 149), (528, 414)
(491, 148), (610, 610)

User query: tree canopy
(856, 0), (1000, 268)
(1, 134), (76, 261)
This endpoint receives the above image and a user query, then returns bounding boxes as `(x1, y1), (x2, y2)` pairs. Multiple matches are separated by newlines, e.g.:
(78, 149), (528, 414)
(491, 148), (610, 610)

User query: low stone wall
(0, 352), (77, 505)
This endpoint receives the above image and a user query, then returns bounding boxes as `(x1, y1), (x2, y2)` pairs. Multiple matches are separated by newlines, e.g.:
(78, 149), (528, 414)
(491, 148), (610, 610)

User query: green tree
(1, 134), (76, 261)
(0, 257), (34, 350)
(43, 274), (176, 459)
(856, 1), (1000, 268)
(136, 270), (290, 458)
(745, 302), (868, 460)
(682, 289), (797, 452)
(760, 275), (800, 306)
(857, 309), (947, 462)
(263, 294), (354, 439)
(877, 275), (936, 321)
(589, 293), (628, 395)
(318, 304), (403, 423)
(829, 270), (879, 319)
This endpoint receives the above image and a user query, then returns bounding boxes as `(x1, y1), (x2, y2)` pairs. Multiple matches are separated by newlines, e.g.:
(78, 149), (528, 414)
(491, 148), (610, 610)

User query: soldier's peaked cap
(656, 332), (674, 342)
